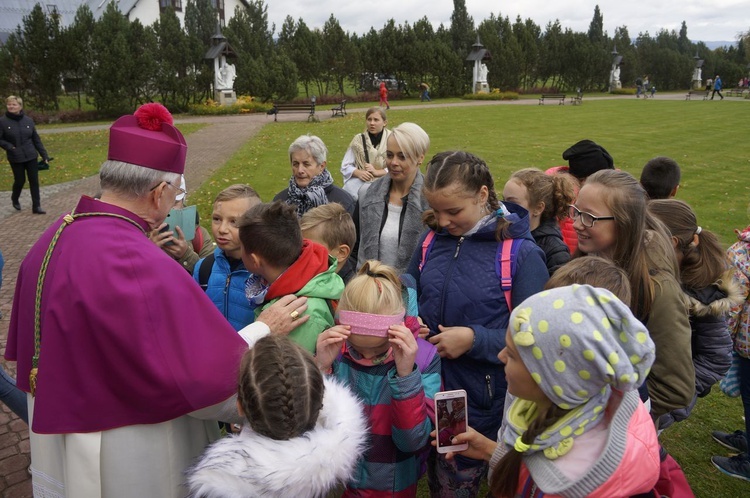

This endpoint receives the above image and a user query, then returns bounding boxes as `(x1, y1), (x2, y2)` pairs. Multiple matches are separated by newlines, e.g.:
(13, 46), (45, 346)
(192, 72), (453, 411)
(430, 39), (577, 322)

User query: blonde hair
(6, 95), (22, 107)
(389, 122), (429, 163)
(546, 256), (632, 305)
(214, 183), (260, 204)
(299, 203), (356, 249)
(339, 260), (403, 314)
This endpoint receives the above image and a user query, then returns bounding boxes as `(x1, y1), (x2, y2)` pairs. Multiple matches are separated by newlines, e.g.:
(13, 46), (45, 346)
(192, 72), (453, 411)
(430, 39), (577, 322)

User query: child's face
(347, 334), (390, 359)
(571, 183), (616, 258)
(425, 185), (489, 237)
(211, 197), (258, 260)
(366, 112), (387, 135)
(499, 329), (549, 404)
(291, 149), (326, 189)
(502, 179), (530, 211)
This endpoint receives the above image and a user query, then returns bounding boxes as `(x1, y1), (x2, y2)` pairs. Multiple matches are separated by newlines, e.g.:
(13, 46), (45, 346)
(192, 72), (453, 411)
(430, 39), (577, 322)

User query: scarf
(286, 169), (334, 217)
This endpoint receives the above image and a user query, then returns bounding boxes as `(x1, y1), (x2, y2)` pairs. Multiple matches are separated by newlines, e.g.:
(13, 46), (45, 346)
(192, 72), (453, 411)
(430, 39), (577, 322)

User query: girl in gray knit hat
(440, 284), (661, 498)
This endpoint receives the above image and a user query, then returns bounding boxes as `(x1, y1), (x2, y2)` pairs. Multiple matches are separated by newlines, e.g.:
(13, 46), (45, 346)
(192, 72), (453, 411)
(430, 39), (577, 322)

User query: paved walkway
(0, 91), (742, 494)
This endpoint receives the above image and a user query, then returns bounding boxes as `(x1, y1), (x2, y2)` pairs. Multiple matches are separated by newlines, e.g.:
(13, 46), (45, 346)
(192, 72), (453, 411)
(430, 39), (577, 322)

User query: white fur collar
(186, 378), (367, 498)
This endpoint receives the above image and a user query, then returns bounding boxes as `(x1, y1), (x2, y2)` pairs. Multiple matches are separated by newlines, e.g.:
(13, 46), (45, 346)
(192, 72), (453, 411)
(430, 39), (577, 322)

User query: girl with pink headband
(315, 260), (441, 497)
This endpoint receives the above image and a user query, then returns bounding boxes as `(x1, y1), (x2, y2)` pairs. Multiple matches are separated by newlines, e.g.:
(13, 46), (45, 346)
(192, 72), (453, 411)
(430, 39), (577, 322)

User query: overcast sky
(265, 0), (748, 44)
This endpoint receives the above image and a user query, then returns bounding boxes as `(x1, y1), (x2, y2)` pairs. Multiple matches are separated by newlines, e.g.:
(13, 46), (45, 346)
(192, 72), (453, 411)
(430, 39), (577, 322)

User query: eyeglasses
(567, 205), (615, 228)
(150, 181), (186, 197)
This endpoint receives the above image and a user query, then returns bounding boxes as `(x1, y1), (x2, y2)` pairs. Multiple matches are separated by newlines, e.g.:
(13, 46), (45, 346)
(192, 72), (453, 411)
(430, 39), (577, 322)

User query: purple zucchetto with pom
(107, 103), (187, 174)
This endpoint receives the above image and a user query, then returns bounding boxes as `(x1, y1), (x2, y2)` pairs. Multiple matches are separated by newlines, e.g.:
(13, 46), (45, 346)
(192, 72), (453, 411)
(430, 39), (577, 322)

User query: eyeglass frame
(567, 204), (615, 228)
(150, 180), (186, 197)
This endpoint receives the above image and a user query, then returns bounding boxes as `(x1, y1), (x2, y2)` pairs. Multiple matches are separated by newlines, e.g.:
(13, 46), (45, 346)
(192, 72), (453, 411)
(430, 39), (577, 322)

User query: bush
(25, 109), (103, 124)
(188, 95), (272, 115)
(462, 91), (519, 101)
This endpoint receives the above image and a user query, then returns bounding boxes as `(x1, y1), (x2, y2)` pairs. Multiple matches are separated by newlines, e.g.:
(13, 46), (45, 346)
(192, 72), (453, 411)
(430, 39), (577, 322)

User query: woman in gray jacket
(0, 95), (49, 214)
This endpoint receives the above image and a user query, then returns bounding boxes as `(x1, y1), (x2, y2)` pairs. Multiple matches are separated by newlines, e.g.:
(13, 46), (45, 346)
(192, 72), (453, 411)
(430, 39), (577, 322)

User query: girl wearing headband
(446, 285), (660, 497)
(315, 260), (441, 497)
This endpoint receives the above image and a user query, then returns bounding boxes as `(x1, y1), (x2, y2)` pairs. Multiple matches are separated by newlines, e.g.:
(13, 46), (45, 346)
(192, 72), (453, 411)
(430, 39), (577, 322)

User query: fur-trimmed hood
(685, 270), (745, 319)
(185, 378), (368, 498)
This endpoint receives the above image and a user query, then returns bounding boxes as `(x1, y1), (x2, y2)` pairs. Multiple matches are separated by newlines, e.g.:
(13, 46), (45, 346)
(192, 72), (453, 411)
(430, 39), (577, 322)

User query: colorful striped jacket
(334, 339), (441, 498)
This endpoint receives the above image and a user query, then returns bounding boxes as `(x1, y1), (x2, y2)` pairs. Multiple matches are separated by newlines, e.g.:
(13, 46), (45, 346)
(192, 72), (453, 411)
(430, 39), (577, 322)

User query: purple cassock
(6, 195), (247, 434)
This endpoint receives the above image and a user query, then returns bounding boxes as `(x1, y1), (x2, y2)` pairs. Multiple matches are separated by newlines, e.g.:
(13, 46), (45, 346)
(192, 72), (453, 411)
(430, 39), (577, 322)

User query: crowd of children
(6, 107), (748, 496)
(159, 131), (747, 495)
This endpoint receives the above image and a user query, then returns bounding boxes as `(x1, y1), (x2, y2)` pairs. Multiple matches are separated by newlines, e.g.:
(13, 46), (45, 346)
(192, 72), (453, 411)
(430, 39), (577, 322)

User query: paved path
(0, 91), (742, 494)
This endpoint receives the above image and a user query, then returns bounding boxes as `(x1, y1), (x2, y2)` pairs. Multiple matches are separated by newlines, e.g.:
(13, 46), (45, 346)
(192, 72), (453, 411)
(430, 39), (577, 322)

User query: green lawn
(0, 123), (208, 191)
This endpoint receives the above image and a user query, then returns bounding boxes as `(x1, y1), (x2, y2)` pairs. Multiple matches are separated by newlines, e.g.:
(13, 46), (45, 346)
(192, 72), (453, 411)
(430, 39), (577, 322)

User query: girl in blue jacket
(405, 151), (549, 496)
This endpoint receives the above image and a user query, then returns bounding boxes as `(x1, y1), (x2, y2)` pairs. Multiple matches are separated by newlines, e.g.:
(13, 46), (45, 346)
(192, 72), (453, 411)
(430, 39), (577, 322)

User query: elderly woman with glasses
(273, 134), (354, 218)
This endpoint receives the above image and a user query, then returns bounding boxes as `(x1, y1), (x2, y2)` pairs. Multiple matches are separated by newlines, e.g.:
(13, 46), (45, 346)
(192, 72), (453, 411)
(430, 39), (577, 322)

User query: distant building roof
(0, 0), (83, 44)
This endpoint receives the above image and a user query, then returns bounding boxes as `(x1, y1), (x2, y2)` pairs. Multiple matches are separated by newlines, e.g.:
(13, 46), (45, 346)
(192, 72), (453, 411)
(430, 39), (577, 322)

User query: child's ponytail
(648, 199), (727, 289)
(489, 404), (570, 497)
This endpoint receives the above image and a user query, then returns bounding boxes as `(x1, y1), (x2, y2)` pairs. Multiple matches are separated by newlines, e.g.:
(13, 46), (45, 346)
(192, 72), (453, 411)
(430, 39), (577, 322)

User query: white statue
(610, 65), (621, 85)
(478, 64), (489, 83)
(216, 61), (236, 90)
(693, 67), (702, 82)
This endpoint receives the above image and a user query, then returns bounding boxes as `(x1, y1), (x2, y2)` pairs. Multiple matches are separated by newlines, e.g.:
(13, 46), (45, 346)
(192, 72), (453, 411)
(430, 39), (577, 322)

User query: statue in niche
(478, 63), (489, 83)
(216, 61), (236, 90)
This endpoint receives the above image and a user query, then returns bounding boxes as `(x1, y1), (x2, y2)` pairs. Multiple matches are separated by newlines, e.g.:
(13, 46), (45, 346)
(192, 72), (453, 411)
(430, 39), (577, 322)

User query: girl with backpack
(405, 151), (549, 496)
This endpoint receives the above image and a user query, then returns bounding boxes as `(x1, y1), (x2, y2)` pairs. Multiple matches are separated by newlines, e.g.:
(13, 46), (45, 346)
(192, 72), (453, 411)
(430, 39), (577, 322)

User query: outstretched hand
(429, 426), (497, 462)
(257, 295), (309, 335)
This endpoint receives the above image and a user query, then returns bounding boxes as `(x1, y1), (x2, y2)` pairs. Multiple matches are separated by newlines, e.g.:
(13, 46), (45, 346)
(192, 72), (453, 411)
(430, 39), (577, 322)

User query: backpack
(198, 253), (215, 290)
(418, 230), (522, 312)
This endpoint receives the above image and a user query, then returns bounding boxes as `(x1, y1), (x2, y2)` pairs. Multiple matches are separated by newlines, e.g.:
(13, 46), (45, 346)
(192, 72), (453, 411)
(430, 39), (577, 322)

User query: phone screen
(435, 392), (468, 453)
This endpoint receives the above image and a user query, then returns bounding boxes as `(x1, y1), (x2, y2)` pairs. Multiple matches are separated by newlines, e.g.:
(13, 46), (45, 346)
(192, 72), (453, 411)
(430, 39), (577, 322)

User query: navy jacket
(405, 203), (549, 444)
(0, 111), (48, 164)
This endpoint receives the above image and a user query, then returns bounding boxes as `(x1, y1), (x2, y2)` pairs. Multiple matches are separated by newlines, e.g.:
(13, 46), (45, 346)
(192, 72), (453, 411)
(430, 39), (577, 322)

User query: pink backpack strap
(418, 230), (436, 271)
(496, 238), (518, 312)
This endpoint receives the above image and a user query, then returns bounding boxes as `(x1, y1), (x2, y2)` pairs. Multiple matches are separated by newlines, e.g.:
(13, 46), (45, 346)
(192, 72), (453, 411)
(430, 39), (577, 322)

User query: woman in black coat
(0, 95), (49, 214)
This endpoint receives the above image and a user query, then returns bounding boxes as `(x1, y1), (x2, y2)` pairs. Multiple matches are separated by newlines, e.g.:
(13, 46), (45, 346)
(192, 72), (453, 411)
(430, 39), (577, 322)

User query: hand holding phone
(435, 389), (469, 454)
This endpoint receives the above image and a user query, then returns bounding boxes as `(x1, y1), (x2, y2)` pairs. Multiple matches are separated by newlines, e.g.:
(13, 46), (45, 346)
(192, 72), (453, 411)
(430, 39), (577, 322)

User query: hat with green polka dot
(510, 284), (655, 409)
(500, 284), (655, 461)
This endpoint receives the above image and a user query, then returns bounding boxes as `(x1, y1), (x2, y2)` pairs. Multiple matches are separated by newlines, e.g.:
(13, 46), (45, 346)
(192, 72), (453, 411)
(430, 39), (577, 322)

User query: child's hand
(429, 325), (474, 359)
(429, 426), (497, 462)
(389, 324), (418, 377)
(315, 325), (350, 372)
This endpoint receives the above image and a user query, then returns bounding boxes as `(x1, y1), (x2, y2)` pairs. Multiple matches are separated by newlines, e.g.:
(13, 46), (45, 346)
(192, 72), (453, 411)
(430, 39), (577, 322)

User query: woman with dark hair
(0, 95), (50, 214)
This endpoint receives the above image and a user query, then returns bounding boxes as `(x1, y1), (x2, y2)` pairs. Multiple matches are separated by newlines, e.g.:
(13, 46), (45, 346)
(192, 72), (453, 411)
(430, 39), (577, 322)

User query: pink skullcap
(108, 103), (187, 174)
(338, 309), (405, 337)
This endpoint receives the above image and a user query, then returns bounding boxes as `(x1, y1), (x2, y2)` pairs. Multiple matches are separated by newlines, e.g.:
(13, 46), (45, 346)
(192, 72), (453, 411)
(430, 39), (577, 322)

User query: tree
(185, 0), (220, 101)
(59, 5), (95, 109)
(322, 15), (358, 95)
(153, 8), (194, 110)
(587, 5), (604, 45)
(450, 0), (475, 56)
(90, 2), (132, 113)
(8, 4), (63, 110)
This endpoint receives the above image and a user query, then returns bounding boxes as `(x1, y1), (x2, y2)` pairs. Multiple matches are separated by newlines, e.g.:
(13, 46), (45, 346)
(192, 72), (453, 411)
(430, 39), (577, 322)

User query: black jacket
(531, 219), (570, 275)
(0, 111), (48, 164)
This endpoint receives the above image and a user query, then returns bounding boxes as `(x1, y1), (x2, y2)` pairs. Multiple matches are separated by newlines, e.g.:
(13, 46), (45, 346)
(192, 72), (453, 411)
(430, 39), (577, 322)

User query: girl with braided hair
(186, 334), (367, 497)
(444, 285), (660, 497)
(315, 260), (441, 497)
(404, 151), (549, 496)
(503, 168), (577, 275)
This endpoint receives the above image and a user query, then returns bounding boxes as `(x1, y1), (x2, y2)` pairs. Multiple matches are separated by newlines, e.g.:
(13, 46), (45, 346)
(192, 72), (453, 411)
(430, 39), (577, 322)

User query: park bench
(685, 90), (709, 101)
(726, 88), (746, 97)
(539, 94), (566, 105)
(570, 92), (583, 105)
(269, 102), (316, 122)
(330, 99), (347, 117)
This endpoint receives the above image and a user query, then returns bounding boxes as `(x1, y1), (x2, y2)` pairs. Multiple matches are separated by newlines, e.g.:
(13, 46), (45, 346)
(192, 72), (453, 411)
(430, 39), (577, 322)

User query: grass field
(5, 97), (749, 496)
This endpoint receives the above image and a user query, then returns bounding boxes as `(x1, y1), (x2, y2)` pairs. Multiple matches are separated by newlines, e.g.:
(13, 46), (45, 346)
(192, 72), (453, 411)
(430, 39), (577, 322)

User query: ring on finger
(290, 310), (300, 320)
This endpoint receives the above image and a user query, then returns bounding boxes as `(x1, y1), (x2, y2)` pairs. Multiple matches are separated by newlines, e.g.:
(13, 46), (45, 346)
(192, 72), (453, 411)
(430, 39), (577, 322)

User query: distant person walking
(711, 75), (724, 100)
(420, 82), (431, 102)
(379, 81), (390, 110)
(0, 95), (50, 214)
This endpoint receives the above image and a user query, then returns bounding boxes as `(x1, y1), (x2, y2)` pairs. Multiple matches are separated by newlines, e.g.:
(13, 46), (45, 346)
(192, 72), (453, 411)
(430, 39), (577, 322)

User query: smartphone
(434, 389), (469, 454)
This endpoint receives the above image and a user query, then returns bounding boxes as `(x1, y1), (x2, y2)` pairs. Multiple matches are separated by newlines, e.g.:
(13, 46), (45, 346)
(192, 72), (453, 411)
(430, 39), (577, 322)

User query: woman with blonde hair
(353, 122), (430, 274)
(0, 95), (50, 213)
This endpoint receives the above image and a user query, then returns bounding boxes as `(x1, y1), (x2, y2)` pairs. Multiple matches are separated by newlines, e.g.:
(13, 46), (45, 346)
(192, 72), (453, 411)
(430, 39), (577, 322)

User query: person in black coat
(0, 95), (49, 214)
(503, 168), (577, 275)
